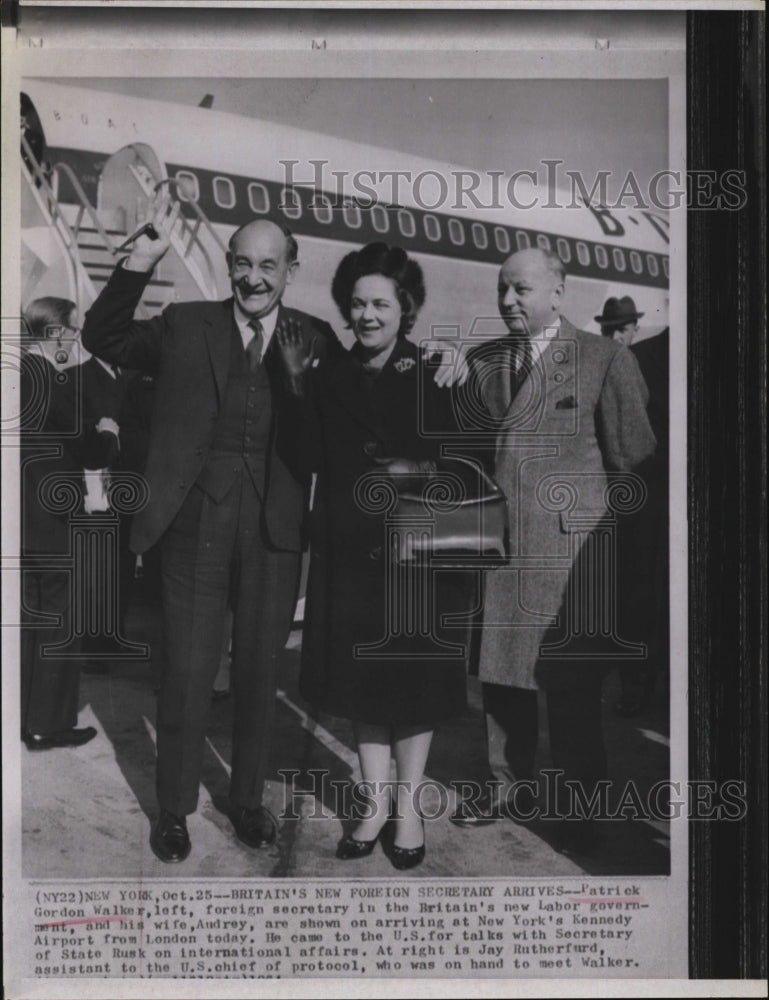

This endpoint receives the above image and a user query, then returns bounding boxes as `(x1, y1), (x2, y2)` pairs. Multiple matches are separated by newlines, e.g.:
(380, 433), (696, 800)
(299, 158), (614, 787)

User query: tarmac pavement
(21, 595), (670, 882)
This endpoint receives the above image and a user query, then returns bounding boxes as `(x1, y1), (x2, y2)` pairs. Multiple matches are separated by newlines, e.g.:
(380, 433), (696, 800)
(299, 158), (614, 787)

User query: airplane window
(313, 194), (333, 224)
(175, 170), (199, 203)
(448, 219), (465, 246)
(423, 214), (441, 241)
(612, 247), (626, 272)
(595, 245), (609, 269)
(646, 253), (659, 277)
(536, 234), (551, 251)
(556, 237), (572, 263)
(662, 256), (669, 279)
(371, 204), (390, 233)
(576, 241), (590, 266)
(515, 231), (531, 250)
(629, 250), (643, 274)
(471, 222), (488, 250)
(343, 201), (362, 229)
(280, 188), (302, 219)
(494, 227), (511, 254)
(247, 182), (270, 214)
(213, 176), (236, 210)
(398, 210), (416, 239)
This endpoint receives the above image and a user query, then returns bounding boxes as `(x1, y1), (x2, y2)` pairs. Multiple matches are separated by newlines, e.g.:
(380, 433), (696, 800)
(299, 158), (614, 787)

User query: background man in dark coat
(82, 206), (341, 862)
(616, 327), (670, 715)
(20, 303), (120, 749)
(452, 249), (656, 854)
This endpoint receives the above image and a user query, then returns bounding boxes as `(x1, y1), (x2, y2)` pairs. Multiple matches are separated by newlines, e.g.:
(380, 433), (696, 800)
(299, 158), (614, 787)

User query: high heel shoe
(388, 841), (425, 870)
(387, 820), (425, 870)
(336, 822), (389, 860)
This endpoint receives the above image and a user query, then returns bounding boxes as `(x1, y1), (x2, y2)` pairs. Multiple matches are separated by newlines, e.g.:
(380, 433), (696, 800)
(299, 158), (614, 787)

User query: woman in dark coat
(279, 243), (474, 869)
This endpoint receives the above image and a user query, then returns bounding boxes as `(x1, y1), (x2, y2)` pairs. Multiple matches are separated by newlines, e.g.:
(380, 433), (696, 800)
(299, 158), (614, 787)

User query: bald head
(226, 218), (299, 319)
(497, 248), (565, 338)
(228, 218), (298, 263)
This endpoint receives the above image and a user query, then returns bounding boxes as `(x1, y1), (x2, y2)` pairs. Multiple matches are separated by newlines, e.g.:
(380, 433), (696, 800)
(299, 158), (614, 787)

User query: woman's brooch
(394, 357), (415, 373)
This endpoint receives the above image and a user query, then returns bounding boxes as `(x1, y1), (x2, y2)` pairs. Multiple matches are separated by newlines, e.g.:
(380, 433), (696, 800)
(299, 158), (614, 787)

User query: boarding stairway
(21, 133), (225, 319)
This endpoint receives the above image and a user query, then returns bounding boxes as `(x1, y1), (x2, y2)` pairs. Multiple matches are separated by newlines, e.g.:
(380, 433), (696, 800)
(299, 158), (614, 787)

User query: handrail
(50, 160), (120, 257)
(160, 177), (227, 255)
(157, 178), (221, 292)
(21, 133), (96, 311)
(125, 164), (221, 300)
(21, 134), (152, 318)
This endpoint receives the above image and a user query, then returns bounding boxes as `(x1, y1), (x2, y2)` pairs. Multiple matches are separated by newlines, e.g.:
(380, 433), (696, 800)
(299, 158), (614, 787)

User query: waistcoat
(195, 322), (273, 503)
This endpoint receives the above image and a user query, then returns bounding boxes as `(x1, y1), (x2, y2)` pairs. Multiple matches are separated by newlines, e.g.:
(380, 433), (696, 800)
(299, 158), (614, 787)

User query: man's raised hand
(123, 193), (180, 273)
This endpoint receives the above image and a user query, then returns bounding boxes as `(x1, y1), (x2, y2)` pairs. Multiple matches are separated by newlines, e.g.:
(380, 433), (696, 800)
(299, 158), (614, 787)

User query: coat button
(369, 546), (382, 560)
(178, 481), (186, 489)
(195, 447), (203, 456)
(363, 441), (378, 457)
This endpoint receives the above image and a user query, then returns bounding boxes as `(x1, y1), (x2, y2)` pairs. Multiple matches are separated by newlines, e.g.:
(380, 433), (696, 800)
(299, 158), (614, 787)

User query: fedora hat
(594, 295), (645, 325)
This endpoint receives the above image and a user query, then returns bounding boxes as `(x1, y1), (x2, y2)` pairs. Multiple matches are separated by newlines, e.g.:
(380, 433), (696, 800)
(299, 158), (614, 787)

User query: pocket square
(555, 395), (577, 410)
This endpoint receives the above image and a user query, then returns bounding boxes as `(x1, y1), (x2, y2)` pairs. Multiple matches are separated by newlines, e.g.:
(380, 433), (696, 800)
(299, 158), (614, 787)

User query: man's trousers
(21, 568), (81, 736)
(157, 473), (301, 816)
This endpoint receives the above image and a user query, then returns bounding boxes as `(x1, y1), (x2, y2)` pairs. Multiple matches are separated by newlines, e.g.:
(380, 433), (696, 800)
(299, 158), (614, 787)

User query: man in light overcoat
(452, 248), (656, 853)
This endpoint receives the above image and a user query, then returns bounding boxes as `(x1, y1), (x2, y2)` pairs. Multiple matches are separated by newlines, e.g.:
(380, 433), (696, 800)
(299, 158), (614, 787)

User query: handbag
(391, 455), (509, 568)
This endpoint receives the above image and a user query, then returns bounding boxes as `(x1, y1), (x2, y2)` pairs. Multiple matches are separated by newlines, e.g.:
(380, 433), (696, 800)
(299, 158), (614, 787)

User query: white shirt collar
(233, 301), (280, 358)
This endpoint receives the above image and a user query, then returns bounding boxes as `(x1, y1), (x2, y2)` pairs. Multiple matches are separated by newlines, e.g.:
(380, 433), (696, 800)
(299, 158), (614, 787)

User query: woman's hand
(274, 316), (316, 378)
(420, 340), (469, 387)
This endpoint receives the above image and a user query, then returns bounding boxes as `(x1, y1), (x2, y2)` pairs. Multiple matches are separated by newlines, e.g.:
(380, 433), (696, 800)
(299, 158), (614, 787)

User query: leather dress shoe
(150, 810), (191, 863)
(23, 726), (97, 751)
(553, 820), (598, 857)
(450, 790), (505, 827)
(230, 805), (278, 849)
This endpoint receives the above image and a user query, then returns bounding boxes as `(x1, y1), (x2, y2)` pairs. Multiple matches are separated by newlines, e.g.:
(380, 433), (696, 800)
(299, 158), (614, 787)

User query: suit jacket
(82, 264), (341, 553)
(465, 317), (656, 689)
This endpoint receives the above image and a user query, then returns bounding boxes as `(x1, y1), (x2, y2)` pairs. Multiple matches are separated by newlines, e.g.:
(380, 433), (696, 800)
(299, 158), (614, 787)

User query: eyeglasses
(44, 324), (81, 339)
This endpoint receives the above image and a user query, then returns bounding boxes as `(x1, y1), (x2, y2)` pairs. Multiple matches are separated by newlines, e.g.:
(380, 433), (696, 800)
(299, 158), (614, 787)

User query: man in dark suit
(451, 249), (656, 853)
(82, 208), (341, 862)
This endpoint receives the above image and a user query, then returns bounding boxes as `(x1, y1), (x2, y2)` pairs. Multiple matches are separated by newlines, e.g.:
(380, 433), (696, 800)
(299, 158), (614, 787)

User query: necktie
(245, 319), (264, 372)
(509, 337), (532, 400)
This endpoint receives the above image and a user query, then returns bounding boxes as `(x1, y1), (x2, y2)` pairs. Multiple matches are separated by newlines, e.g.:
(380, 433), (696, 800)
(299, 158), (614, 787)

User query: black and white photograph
(2, 4), (765, 997)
